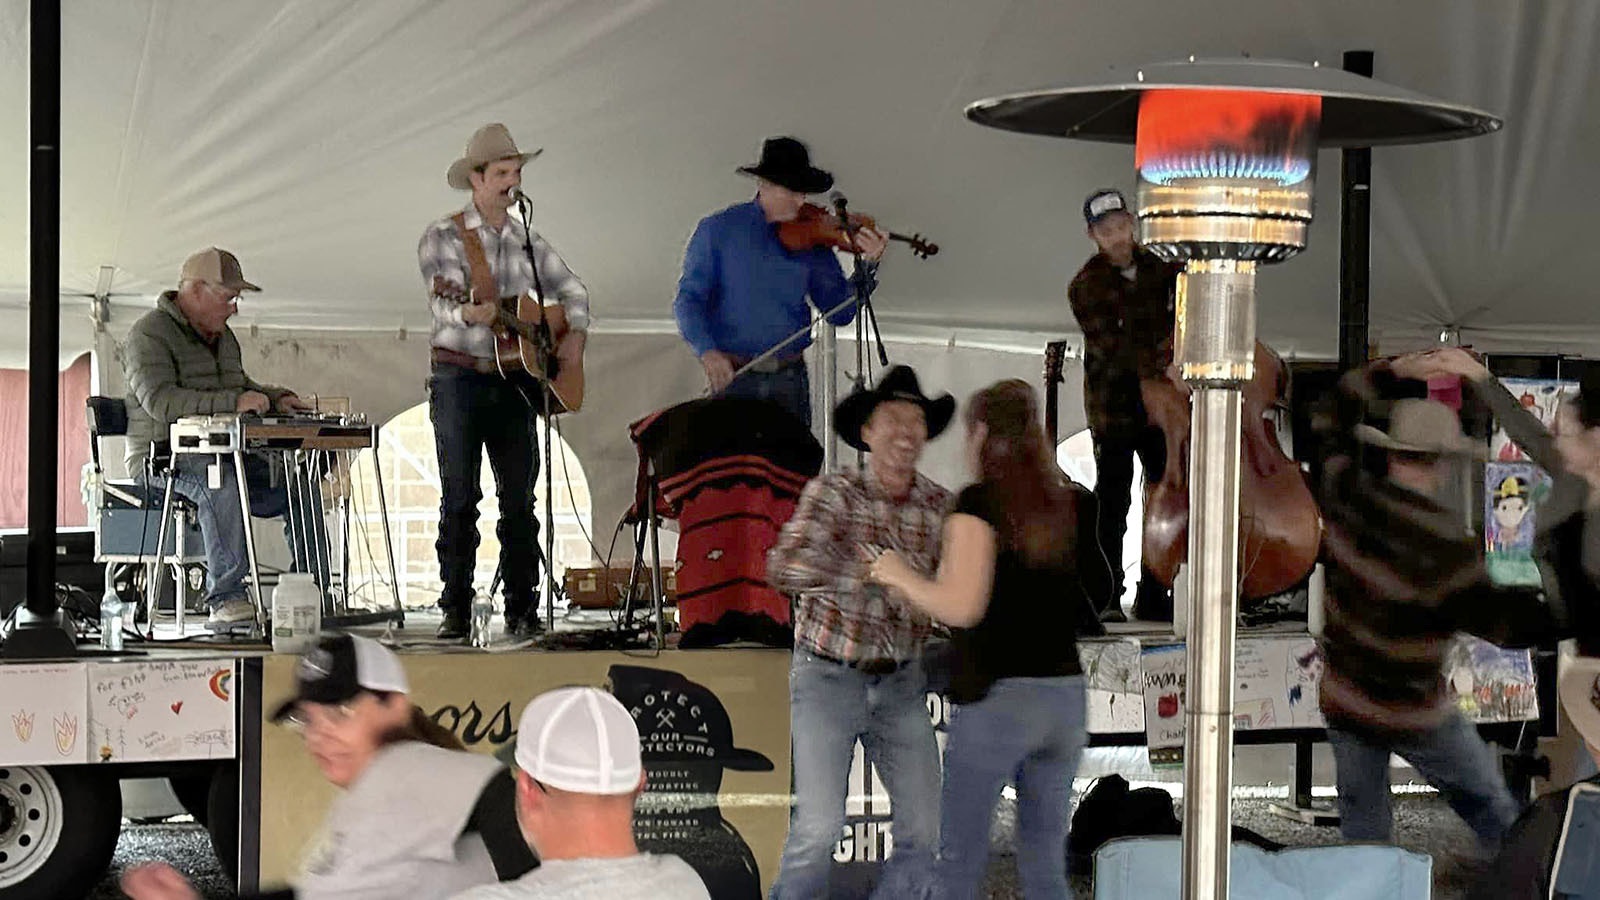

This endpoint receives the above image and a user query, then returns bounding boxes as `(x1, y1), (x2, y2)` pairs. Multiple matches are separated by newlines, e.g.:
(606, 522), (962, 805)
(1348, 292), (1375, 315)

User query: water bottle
(470, 592), (493, 649)
(100, 584), (126, 652)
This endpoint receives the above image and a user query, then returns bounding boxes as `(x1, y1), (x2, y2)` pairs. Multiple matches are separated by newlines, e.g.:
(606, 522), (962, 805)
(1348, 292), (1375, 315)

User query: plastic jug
(271, 573), (323, 654)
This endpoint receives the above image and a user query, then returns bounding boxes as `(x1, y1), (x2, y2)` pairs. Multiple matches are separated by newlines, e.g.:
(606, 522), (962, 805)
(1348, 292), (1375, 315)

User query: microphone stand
(513, 192), (561, 633)
(834, 195), (888, 469)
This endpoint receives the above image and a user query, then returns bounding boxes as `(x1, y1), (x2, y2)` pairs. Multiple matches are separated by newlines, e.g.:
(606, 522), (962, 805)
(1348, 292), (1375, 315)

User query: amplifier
(0, 528), (105, 618)
(564, 564), (677, 609)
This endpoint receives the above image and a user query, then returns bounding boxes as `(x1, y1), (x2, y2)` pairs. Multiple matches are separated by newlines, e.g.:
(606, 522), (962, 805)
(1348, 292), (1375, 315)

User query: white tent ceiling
(3, 0), (1599, 368)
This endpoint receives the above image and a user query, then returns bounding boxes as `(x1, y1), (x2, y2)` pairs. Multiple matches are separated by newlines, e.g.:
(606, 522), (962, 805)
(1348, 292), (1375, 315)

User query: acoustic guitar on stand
(432, 275), (584, 413)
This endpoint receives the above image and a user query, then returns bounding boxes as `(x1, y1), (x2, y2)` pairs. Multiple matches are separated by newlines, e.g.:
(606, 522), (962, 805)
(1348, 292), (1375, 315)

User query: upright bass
(1139, 342), (1322, 600)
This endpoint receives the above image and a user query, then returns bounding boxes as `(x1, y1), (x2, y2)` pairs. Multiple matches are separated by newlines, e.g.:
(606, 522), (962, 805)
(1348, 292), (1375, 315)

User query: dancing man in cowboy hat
(1315, 355), (1556, 851)
(672, 136), (888, 425)
(418, 123), (591, 641)
(765, 365), (952, 898)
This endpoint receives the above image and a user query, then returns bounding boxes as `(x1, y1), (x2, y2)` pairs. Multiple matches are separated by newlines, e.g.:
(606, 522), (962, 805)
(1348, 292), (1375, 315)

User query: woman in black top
(870, 379), (1105, 900)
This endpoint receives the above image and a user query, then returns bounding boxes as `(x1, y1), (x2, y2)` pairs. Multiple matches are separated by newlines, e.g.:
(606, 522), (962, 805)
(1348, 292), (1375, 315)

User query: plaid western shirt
(418, 200), (590, 359)
(767, 466), (951, 663)
(1066, 245), (1182, 437)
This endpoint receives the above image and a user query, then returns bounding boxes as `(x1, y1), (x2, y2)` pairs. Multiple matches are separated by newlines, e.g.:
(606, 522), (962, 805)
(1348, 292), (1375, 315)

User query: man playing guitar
(418, 122), (590, 641)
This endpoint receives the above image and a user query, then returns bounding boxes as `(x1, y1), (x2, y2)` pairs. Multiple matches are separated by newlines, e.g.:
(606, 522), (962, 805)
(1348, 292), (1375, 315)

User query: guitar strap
(451, 212), (501, 309)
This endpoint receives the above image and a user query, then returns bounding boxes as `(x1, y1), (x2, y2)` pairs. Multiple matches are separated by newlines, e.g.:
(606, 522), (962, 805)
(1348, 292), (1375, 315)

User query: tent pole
(6, 0), (76, 658)
(819, 321), (838, 472)
(1338, 50), (1375, 371)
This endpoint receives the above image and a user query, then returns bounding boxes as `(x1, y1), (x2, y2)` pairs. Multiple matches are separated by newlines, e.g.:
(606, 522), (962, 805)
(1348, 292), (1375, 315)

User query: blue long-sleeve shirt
(673, 200), (861, 358)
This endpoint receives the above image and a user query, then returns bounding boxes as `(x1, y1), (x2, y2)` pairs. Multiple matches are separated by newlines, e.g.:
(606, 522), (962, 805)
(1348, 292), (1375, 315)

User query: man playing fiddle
(1067, 188), (1184, 622)
(672, 136), (887, 426)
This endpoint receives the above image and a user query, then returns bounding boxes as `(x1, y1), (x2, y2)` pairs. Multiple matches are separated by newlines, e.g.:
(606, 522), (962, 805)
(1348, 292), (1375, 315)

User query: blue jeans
(937, 676), (1086, 900)
(154, 453), (324, 609)
(1329, 713), (1520, 848)
(771, 649), (941, 899)
(428, 364), (541, 618)
(723, 360), (811, 427)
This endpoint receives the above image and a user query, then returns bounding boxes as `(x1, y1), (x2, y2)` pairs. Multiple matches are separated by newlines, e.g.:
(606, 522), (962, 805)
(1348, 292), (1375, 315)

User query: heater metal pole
(1174, 260), (1254, 900)
(1181, 385), (1243, 900)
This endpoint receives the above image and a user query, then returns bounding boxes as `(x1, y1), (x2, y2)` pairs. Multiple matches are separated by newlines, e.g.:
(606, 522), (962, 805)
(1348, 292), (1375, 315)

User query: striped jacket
(1315, 362), (1551, 734)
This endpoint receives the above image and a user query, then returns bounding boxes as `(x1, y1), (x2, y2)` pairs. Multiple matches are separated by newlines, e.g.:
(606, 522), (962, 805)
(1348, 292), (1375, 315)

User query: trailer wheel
(0, 766), (121, 900)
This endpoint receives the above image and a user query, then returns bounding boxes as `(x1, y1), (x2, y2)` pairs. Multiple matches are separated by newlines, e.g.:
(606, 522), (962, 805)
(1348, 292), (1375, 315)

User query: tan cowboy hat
(446, 123), (543, 190)
(1353, 398), (1486, 457)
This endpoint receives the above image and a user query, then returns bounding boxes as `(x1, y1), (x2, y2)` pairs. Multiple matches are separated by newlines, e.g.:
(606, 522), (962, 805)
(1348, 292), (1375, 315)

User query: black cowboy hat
(737, 136), (833, 195)
(835, 365), (956, 453)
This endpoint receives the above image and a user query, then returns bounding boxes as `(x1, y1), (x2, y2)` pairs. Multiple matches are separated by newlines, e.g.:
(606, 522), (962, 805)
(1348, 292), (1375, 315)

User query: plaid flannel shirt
(1066, 245), (1182, 437)
(418, 201), (590, 359)
(767, 466), (951, 663)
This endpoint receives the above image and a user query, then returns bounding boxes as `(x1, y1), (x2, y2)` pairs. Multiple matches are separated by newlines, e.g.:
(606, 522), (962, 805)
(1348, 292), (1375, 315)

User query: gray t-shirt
(296, 742), (503, 900)
(449, 853), (709, 900)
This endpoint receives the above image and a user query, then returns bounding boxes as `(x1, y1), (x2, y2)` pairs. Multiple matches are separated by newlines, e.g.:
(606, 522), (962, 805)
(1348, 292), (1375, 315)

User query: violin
(777, 203), (939, 259)
(1140, 342), (1322, 601)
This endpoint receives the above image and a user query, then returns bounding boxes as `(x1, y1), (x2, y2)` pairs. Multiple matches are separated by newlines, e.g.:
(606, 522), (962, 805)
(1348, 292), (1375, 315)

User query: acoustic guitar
(432, 275), (585, 413)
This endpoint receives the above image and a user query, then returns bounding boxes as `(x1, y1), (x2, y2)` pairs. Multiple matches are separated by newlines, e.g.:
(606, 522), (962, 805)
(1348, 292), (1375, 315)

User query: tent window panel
(345, 402), (594, 610)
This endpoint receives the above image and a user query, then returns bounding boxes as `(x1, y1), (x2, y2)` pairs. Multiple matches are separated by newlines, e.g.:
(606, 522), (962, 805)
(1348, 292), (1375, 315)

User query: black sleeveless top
(947, 481), (1107, 703)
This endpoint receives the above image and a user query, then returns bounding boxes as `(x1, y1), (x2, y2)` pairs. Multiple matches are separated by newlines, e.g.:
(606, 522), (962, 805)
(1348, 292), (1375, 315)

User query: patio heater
(966, 57), (1499, 899)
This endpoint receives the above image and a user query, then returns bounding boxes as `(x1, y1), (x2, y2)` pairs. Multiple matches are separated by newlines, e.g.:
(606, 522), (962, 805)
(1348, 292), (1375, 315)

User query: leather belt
(730, 353), (806, 375)
(809, 648), (910, 676)
(431, 347), (497, 375)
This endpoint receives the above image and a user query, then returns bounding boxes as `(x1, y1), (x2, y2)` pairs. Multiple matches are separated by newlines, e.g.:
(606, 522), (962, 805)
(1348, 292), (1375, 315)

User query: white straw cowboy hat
(446, 123), (543, 191)
(1354, 398), (1486, 458)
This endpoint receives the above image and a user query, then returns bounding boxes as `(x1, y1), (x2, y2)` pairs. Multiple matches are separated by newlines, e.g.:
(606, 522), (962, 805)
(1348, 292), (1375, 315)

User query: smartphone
(1551, 781), (1600, 899)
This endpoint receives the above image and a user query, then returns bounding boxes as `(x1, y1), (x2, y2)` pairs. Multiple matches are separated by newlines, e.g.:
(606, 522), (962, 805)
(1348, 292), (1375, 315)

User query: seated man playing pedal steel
(123, 247), (324, 629)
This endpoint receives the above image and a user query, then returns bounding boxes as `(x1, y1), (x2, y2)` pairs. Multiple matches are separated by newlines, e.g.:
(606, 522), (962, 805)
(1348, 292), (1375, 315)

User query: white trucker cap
(510, 686), (642, 795)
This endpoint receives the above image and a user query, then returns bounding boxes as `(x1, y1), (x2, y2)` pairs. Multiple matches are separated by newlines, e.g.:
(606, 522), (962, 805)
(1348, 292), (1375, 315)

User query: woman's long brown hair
(376, 696), (467, 752)
(966, 380), (1077, 566)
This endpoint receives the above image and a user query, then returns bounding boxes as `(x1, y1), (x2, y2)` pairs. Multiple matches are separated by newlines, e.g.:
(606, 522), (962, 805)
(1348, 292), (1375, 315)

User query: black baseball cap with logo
(1084, 188), (1131, 225)
(268, 634), (410, 723)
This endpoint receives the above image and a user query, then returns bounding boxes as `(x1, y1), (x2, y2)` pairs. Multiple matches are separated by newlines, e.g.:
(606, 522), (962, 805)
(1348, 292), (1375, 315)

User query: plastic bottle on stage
(271, 573), (323, 654)
(99, 585), (125, 652)
(470, 592), (493, 649)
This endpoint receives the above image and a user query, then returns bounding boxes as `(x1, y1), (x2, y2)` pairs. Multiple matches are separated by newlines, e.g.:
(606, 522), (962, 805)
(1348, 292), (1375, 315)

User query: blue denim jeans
(428, 364), (541, 617)
(771, 649), (941, 899)
(154, 453), (324, 609)
(1329, 713), (1520, 848)
(936, 676), (1087, 900)
(722, 360), (811, 427)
